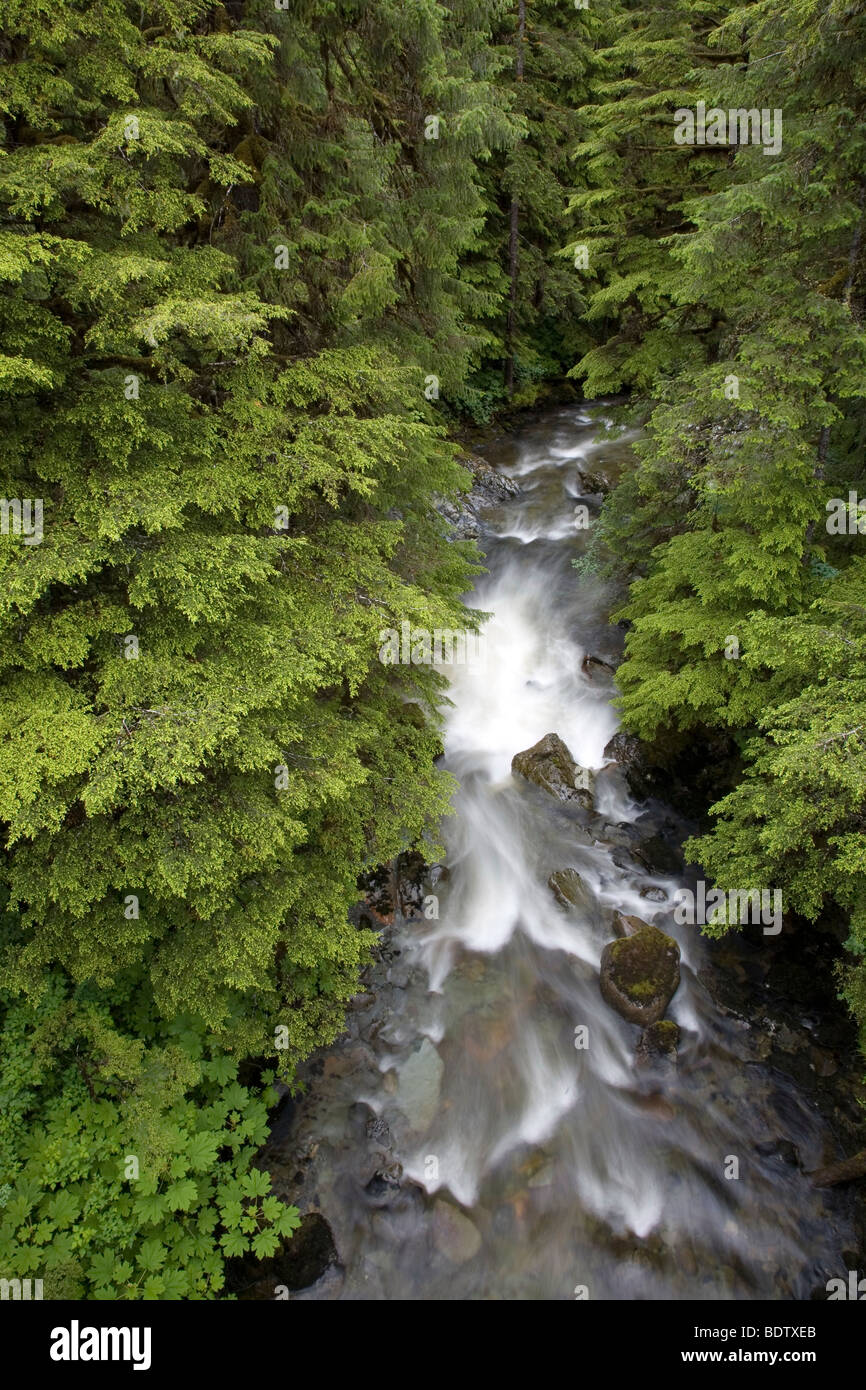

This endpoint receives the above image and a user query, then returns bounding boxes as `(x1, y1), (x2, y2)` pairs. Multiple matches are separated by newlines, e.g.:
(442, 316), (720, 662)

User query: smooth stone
(395, 1038), (444, 1132)
(432, 1200), (482, 1263)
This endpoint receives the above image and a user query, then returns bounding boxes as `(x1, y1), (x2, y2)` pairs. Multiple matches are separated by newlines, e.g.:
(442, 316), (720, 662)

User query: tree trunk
(505, 196), (520, 395)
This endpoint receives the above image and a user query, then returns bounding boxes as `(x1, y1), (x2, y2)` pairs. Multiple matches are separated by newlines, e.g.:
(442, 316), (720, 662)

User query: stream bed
(254, 404), (865, 1301)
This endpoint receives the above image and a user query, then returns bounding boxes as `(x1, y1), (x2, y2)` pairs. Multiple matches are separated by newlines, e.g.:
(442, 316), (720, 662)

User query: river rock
(593, 821), (646, 856)
(395, 1038), (444, 1132)
(364, 1161), (404, 1202)
(639, 886), (667, 903)
(548, 868), (591, 909)
(581, 653), (616, 680)
(612, 911), (646, 938)
(463, 454), (521, 504)
(512, 732), (595, 808)
(577, 465), (614, 496)
(600, 923), (681, 1025)
(632, 833), (683, 876)
(432, 1200), (482, 1264)
(602, 730), (658, 802)
(437, 454), (520, 538)
(528, 1160), (555, 1189)
(636, 1019), (680, 1068)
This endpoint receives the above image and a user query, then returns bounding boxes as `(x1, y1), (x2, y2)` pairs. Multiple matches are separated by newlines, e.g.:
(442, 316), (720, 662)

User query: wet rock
(432, 1200), (482, 1264)
(600, 923), (681, 1025)
(602, 731), (659, 803)
(632, 833), (683, 875)
(528, 1160), (555, 1189)
(351, 991), (377, 1010)
(595, 821), (643, 851)
(512, 732), (595, 808)
(365, 1111), (392, 1148)
(777, 1140), (801, 1168)
(548, 868), (591, 909)
(639, 886), (668, 903)
(395, 1038), (444, 1132)
(809, 1045), (838, 1078)
(322, 1051), (363, 1080)
(581, 653), (616, 680)
(364, 1161), (403, 1203)
(464, 454), (521, 504)
(437, 500), (480, 540)
(612, 911), (645, 938)
(636, 1020), (680, 1068)
(437, 454), (520, 538)
(577, 465), (614, 496)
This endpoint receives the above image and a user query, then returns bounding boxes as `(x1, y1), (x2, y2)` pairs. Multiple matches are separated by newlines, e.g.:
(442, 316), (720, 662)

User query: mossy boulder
(512, 732), (594, 808)
(599, 923), (681, 1025)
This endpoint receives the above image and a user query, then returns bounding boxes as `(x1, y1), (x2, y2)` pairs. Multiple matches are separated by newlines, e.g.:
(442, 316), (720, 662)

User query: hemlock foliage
(0, 0), (513, 1296)
(576, 0), (866, 1050)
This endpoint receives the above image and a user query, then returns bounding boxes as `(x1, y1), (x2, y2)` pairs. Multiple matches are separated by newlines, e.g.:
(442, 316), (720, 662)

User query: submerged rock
(432, 1200), (482, 1264)
(600, 923), (681, 1025)
(395, 1038), (444, 1133)
(636, 1019), (681, 1068)
(548, 868), (591, 909)
(639, 886), (668, 903)
(581, 653), (616, 680)
(633, 833), (683, 876)
(512, 732), (595, 808)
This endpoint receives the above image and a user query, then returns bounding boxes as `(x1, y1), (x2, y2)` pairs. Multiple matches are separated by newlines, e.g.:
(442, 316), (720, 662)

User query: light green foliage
(0, 0), (511, 1298)
(0, 0), (486, 1067)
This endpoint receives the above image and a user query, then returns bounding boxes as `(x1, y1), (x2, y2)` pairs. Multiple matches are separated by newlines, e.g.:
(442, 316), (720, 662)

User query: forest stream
(256, 404), (864, 1301)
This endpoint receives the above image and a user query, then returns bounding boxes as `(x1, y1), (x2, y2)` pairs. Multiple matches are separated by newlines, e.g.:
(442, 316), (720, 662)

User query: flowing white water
(293, 404), (855, 1300)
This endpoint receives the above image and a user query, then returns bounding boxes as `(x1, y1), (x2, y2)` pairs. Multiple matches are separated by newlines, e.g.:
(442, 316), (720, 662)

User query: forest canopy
(1, 0), (865, 1299)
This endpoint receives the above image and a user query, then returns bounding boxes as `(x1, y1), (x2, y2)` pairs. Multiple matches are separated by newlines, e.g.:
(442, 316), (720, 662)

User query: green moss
(626, 979), (657, 999)
(651, 1020), (680, 1043)
(609, 925), (678, 1001)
